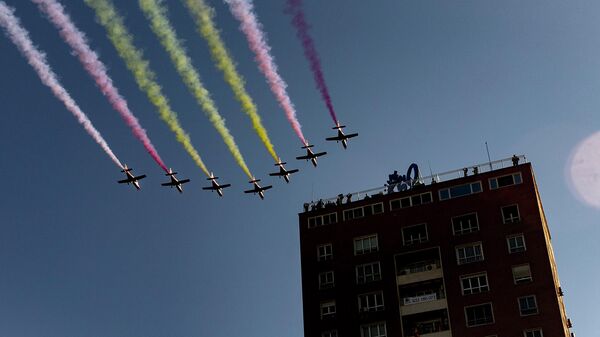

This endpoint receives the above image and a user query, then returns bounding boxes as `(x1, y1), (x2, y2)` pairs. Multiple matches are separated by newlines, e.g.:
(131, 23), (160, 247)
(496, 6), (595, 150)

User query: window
(321, 330), (338, 337)
(344, 207), (365, 221)
(489, 172), (523, 189)
(524, 329), (543, 337)
(360, 322), (386, 337)
(461, 273), (489, 295)
(319, 271), (334, 289)
(502, 204), (520, 223)
(317, 243), (333, 261)
(358, 291), (385, 312)
(456, 242), (484, 265)
(452, 213), (479, 235)
(513, 264), (532, 284)
(402, 223), (428, 245)
(320, 301), (336, 319)
(308, 216), (323, 228)
(354, 234), (379, 255)
(308, 212), (338, 228)
(439, 181), (482, 201)
(507, 234), (526, 253)
(389, 192), (432, 210)
(464, 303), (494, 327)
(519, 295), (539, 316)
(356, 261), (382, 284)
(343, 203), (384, 220)
(364, 203), (384, 216)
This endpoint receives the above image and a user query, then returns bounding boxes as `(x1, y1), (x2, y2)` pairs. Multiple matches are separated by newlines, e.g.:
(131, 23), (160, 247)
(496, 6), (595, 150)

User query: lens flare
(567, 130), (600, 209)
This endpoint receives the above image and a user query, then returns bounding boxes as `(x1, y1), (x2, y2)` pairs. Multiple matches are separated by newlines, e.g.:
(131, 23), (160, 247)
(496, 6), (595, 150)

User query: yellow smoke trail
(139, 0), (252, 179)
(85, 0), (210, 176)
(184, 0), (279, 162)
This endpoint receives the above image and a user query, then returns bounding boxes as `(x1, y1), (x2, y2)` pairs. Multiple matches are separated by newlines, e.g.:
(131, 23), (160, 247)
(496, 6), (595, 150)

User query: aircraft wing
(326, 136), (343, 141)
(260, 185), (273, 191)
(288, 169), (299, 174)
(179, 179), (191, 184)
(244, 188), (257, 193)
(269, 172), (283, 177)
(202, 186), (217, 190)
(345, 133), (358, 138)
(161, 182), (177, 186)
(118, 178), (133, 184)
(220, 184), (231, 188)
(296, 155), (310, 160)
(134, 174), (147, 180)
(314, 152), (327, 157)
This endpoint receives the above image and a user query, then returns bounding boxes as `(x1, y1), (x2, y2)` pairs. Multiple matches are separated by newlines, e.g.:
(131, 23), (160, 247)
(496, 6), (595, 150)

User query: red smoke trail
(0, 1), (123, 168)
(286, 0), (338, 124)
(33, 0), (168, 172)
(225, 0), (306, 144)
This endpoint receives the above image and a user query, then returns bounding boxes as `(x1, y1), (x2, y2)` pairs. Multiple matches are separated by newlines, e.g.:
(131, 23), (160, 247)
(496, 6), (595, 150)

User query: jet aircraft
(161, 168), (190, 193)
(117, 164), (146, 190)
(244, 178), (272, 200)
(202, 172), (231, 197)
(269, 159), (299, 183)
(296, 143), (327, 167)
(326, 122), (358, 149)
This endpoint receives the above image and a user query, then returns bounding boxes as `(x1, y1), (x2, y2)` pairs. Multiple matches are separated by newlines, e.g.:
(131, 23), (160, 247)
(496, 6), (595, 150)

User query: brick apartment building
(298, 156), (572, 337)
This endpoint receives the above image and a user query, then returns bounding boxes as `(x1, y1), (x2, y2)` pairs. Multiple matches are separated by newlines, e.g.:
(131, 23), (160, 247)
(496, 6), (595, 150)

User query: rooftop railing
(303, 155), (527, 212)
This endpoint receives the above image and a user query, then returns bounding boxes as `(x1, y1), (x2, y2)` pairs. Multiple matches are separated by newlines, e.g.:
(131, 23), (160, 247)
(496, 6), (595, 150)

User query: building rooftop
(301, 154), (527, 213)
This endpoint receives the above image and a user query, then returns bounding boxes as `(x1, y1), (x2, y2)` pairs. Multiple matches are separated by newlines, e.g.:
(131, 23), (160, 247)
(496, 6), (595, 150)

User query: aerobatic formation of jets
(115, 124), (358, 199)
(0, 0), (360, 200)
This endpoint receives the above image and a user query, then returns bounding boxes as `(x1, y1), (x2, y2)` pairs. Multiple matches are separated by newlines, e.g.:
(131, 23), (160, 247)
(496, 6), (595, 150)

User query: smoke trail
(224, 0), (307, 145)
(286, 0), (338, 124)
(139, 0), (252, 179)
(184, 0), (279, 162)
(0, 1), (122, 168)
(85, 0), (211, 176)
(33, 0), (168, 172)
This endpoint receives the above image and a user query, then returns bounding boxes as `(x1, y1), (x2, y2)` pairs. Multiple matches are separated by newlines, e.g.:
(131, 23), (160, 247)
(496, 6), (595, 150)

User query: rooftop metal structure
(303, 154), (527, 211)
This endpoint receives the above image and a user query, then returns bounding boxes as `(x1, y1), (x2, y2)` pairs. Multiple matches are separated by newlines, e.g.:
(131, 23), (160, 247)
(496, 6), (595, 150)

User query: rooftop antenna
(485, 141), (492, 171)
(428, 161), (434, 182)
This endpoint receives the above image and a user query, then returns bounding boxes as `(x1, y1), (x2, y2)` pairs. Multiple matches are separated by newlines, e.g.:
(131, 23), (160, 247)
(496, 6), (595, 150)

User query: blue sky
(0, 0), (597, 336)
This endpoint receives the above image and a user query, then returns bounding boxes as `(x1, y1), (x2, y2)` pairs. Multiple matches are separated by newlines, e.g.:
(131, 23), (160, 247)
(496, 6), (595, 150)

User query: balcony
(397, 260), (442, 285)
(400, 290), (447, 315)
(402, 309), (451, 337)
(401, 297), (447, 316)
(406, 332), (451, 337)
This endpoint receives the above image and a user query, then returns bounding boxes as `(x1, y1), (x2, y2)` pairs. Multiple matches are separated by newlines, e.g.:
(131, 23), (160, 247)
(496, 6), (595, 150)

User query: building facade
(298, 158), (572, 337)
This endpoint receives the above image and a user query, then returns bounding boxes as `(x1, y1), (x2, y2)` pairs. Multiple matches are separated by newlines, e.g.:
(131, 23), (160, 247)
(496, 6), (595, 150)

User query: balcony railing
(303, 155), (527, 212)
(402, 291), (446, 306)
(403, 293), (437, 305)
(397, 260), (440, 276)
(404, 320), (450, 336)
